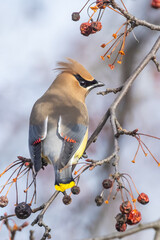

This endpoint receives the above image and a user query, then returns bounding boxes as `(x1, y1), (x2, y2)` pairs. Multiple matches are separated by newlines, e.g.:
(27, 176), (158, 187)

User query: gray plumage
(29, 58), (104, 190)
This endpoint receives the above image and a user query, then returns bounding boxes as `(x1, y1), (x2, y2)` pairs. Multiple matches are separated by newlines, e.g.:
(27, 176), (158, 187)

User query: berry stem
(120, 0), (128, 12)
(122, 173), (140, 195)
(79, 0), (91, 13)
(138, 133), (160, 140)
(132, 141), (140, 163)
(107, 5), (123, 16)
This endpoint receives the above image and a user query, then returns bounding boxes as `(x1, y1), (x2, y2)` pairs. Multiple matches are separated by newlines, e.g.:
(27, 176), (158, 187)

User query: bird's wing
(57, 116), (87, 170)
(29, 116), (48, 172)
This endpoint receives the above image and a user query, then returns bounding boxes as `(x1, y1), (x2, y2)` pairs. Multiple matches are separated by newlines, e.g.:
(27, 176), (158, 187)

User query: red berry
(120, 201), (132, 214)
(127, 209), (142, 225)
(115, 222), (127, 232)
(151, 0), (160, 8)
(102, 179), (113, 189)
(91, 21), (102, 34)
(80, 22), (92, 36)
(137, 193), (149, 205)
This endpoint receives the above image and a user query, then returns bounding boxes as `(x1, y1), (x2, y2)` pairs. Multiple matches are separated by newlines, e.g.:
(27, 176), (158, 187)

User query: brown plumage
(56, 58), (94, 81)
(29, 58), (104, 192)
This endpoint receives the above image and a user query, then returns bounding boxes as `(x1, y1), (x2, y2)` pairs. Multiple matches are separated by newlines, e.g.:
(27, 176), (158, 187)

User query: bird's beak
(94, 80), (105, 88)
(87, 79), (105, 91)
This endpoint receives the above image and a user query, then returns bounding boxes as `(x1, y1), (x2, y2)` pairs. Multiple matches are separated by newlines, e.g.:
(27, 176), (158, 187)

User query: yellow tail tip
(55, 181), (75, 192)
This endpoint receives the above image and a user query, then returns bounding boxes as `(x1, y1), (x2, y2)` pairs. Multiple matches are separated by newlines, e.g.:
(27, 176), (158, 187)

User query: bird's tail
(54, 165), (75, 192)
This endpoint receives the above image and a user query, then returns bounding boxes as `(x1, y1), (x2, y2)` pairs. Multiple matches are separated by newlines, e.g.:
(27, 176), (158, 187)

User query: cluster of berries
(115, 194), (149, 232)
(72, 0), (129, 69)
(0, 195), (32, 219)
(0, 156), (37, 221)
(72, 0), (110, 36)
(72, 0), (160, 69)
(62, 186), (80, 205)
(94, 178), (149, 232)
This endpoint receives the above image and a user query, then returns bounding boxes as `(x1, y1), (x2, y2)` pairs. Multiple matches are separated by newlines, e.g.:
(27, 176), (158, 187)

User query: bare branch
(154, 229), (160, 240)
(29, 230), (35, 240)
(97, 86), (123, 96)
(110, 0), (160, 31)
(152, 56), (160, 72)
(91, 152), (116, 168)
(85, 36), (160, 174)
(0, 214), (15, 221)
(83, 219), (160, 240)
(31, 191), (60, 240)
(110, 36), (160, 111)
(32, 204), (45, 213)
(86, 109), (110, 149)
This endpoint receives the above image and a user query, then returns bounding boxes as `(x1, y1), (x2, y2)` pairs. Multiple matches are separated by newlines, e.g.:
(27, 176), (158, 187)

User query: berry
(115, 222), (127, 232)
(15, 202), (32, 219)
(151, 0), (160, 8)
(127, 209), (142, 225)
(120, 201), (132, 214)
(115, 213), (127, 224)
(0, 196), (8, 208)
(80, 22), (92, 36)
(62, 195), (72, 205)
(95, 195), (104, 206)
(137, 193), (149, 205)
(72, 12), (80, 21)
(102, 179), (113, 189)
(91, 21), (102, 34)
(96, 0), (110, 9)
(71, 186), (80, 195)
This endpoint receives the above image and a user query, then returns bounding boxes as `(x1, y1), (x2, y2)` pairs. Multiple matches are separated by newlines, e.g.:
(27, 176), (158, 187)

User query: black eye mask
(74, 74), (98, 88)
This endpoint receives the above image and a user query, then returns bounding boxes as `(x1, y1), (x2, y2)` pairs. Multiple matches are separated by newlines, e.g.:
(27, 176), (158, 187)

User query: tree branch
(110, 0), (160, 31)
(83, 219), (160, 240)
(86, 36), (160, 154)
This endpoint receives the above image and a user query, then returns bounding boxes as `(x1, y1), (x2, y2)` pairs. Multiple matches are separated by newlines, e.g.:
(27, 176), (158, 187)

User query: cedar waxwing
(29, 58), (104, 192)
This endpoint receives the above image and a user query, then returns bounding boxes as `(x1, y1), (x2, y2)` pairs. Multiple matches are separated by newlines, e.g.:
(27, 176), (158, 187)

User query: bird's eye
(79, 80), (86, 87)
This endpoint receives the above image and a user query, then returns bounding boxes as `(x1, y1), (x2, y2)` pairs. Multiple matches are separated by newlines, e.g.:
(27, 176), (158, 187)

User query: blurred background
(0, 0), (160, 239)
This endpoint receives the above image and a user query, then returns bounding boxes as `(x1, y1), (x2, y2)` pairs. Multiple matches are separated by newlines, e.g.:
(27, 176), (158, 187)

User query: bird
(29, 58), (104, 192)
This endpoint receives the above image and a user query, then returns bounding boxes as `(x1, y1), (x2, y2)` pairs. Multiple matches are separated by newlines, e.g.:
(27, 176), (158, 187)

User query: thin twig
(97, 86), (123, 95)
(31, 191), (60, 240)
(152, 56), (160, 72)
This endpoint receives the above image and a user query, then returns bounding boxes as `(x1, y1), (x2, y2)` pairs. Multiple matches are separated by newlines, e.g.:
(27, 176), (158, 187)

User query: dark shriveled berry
(120, 201), (132, 214)
(95, 195), (104, 206)
(102, 179), (113, 189)
(72, 12), (80, 21)
(115, 222), (127, 232)
(115, 213), (127, 224)
(0, 196), (8, 208)
(137, 193), (149, 205)
(15, 202), (32, 219)
(91, 21), (102, 34)
(62, 195), (72, 205)
(71, 186), (80, 195)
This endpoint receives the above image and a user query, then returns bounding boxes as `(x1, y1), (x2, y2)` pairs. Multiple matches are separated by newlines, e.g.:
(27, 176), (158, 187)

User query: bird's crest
(55, 58), (94, 81)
